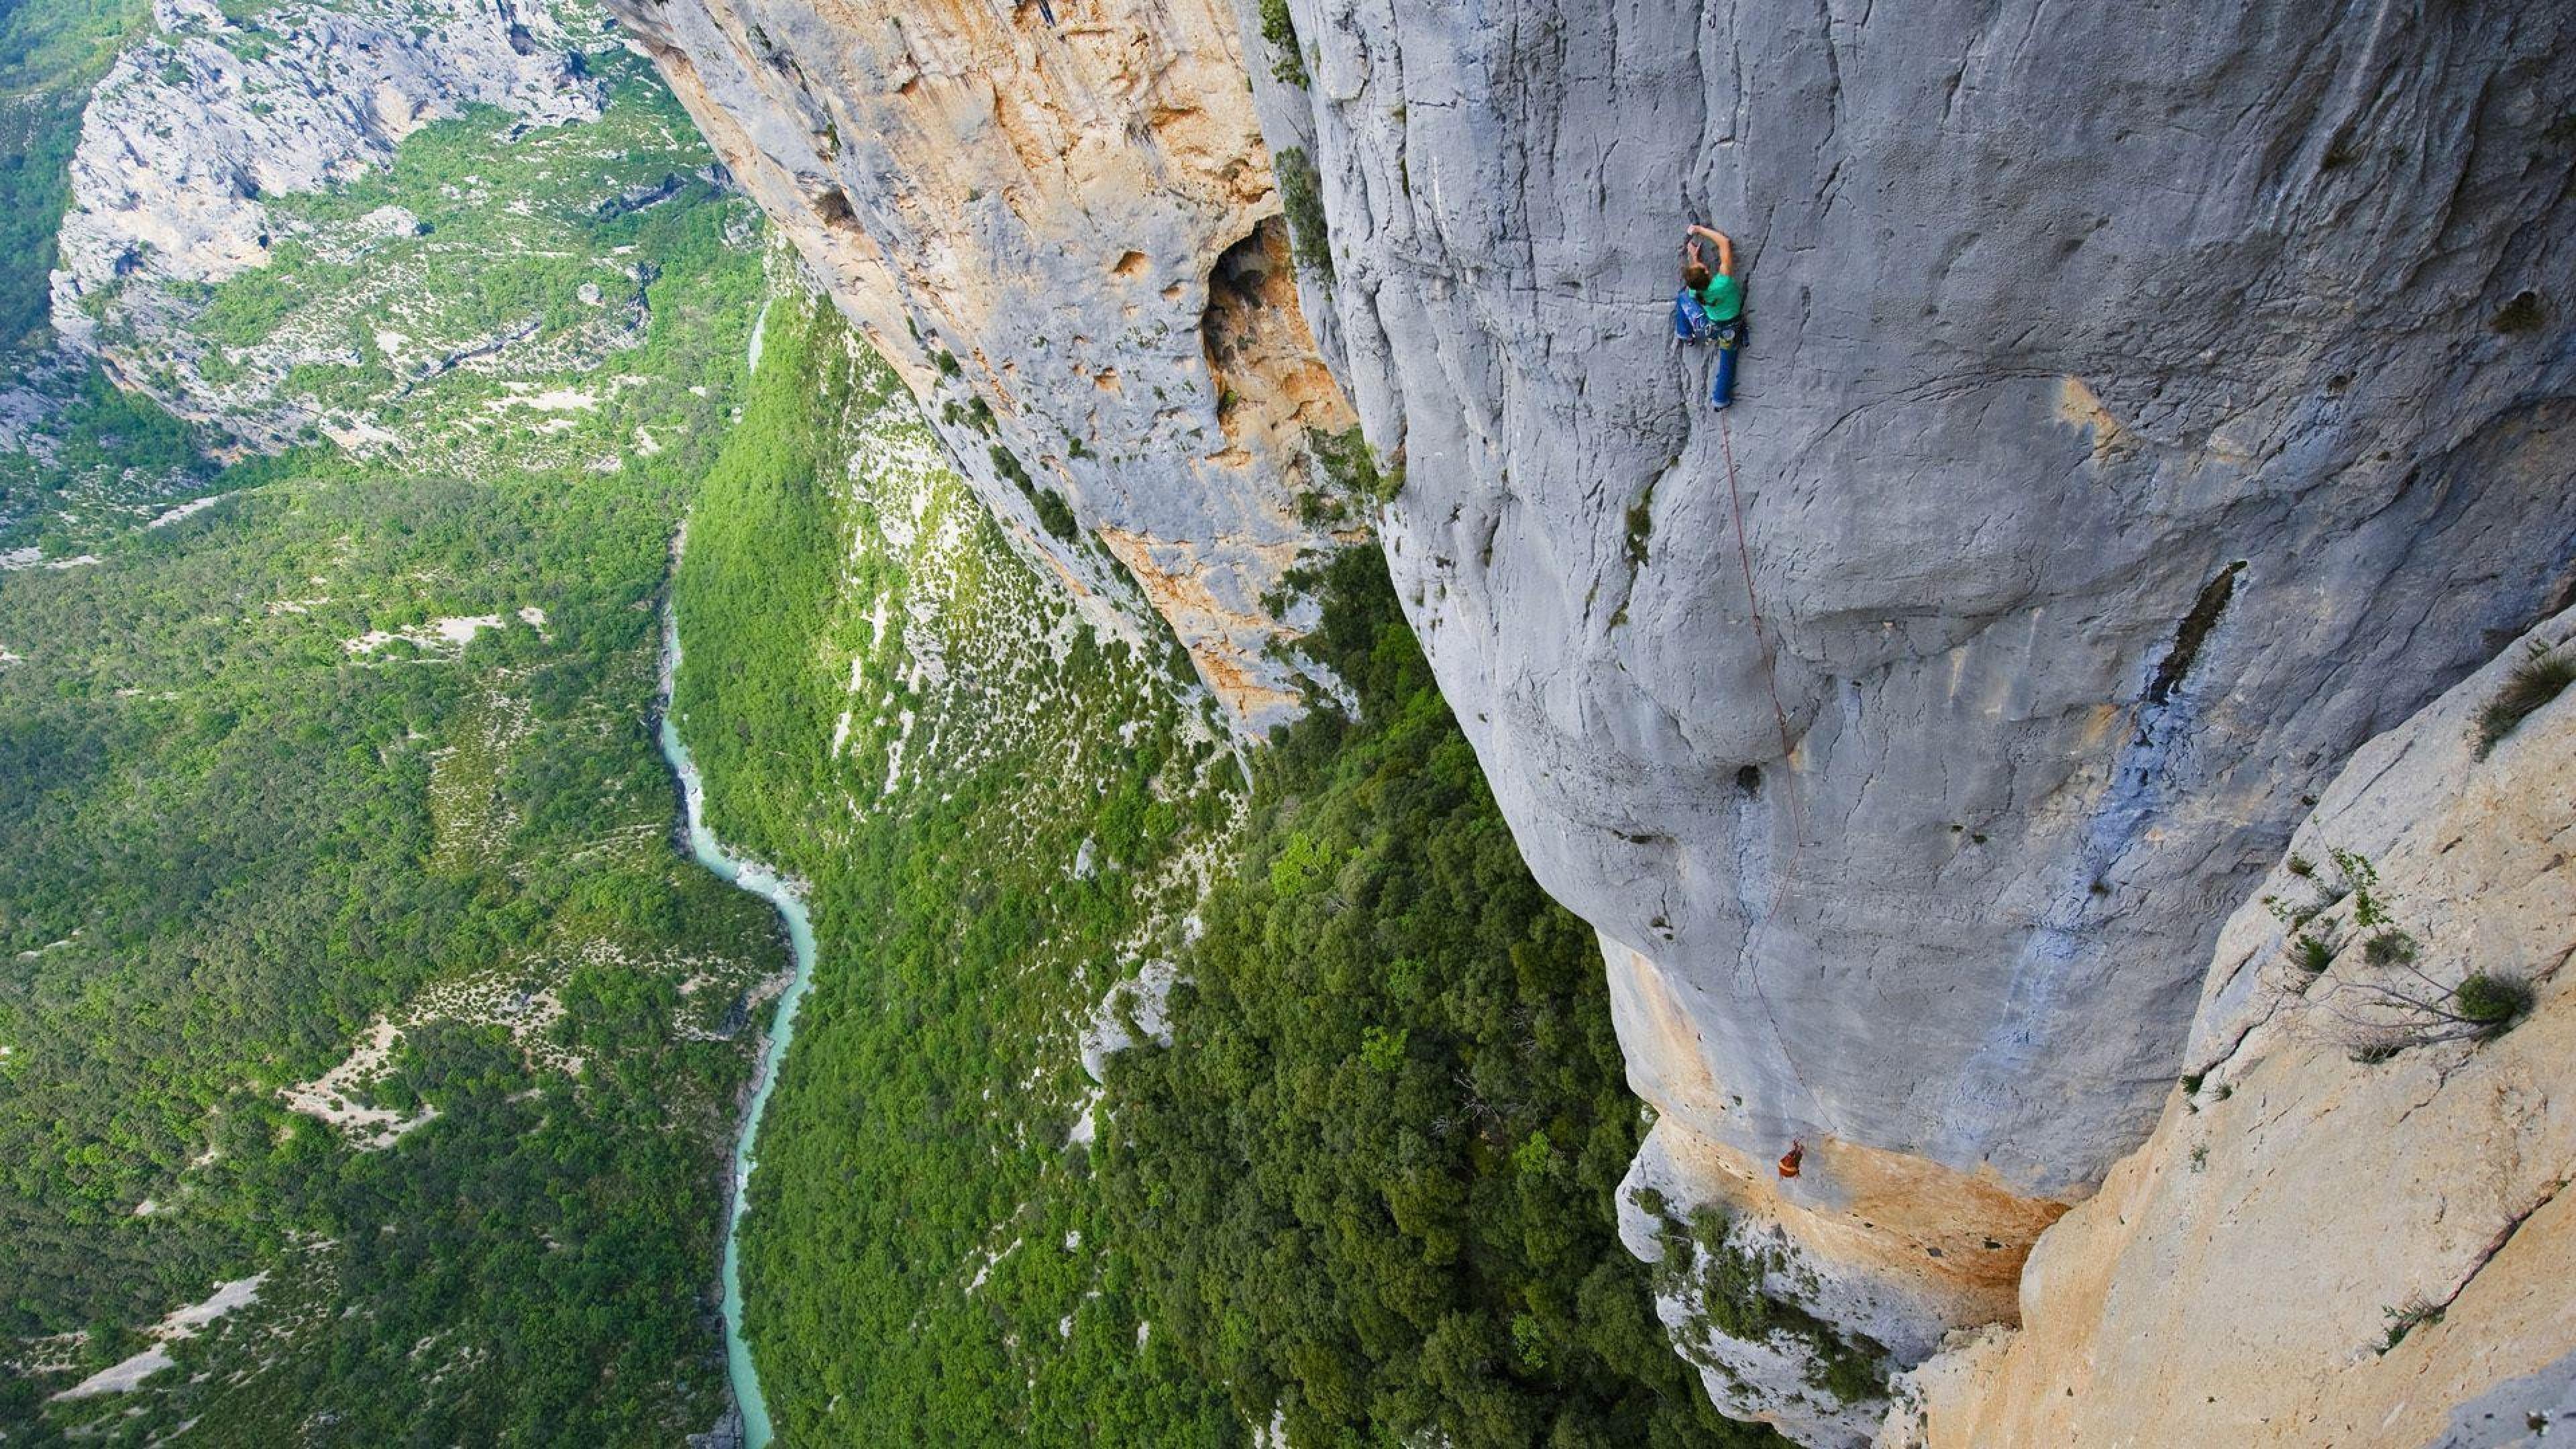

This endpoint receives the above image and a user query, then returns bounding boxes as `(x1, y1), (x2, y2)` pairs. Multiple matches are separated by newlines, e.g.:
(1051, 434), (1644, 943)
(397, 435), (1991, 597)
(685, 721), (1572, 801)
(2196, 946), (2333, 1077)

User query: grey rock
(52, 0), (604, 443)
(600, 0), (1360, 731)
(1242, 0), (2575, 1199)
(605, 0), (2576, 1438)
(1236, 0), (2575, 1426)
(1886, 605), (2576, 1447)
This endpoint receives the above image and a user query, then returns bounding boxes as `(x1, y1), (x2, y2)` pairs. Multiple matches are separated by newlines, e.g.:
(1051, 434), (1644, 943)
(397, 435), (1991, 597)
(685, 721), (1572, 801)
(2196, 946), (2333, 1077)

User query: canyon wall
(1236, 1), (2575, 1434)
(53, 0), (607, 448)
(598, 0), (1358, 729)
(1887, 606), (2576, 1448)
(608, 0), (2576, 1439)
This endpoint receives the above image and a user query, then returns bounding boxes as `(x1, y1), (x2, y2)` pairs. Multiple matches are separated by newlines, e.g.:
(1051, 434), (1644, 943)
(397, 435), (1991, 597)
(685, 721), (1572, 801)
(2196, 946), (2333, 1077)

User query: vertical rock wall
(1887, 608), (2576, 1448)
(610, 0), (2576, 1438)
(1232, 0), (2576, 1431)
(600, 0), (1357, 729)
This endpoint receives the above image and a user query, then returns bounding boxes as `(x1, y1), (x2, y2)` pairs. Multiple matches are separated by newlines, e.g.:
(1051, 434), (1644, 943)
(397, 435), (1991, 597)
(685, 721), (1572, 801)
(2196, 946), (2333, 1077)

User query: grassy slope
(674, 288), (1243, 1444)
(679, 292), (1776, 1446)
(0, 51), (780, 1444)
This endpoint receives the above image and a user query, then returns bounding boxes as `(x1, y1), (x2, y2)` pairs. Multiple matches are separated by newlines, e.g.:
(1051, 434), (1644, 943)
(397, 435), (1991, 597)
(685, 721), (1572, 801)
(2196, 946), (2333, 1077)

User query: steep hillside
(1889, 607), (2576, 1446)
(0, 3), (787, 1438)
(606, 0), (1366, 731)
(672, 282), (1768, 1447)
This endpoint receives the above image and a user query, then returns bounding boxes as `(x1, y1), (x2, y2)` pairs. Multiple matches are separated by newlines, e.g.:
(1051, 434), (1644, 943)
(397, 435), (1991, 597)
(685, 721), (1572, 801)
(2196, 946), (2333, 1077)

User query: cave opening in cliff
(1199, 217), (1295, 428)
(812, 183), (861, 233)
(1195, 215), (1348, 457)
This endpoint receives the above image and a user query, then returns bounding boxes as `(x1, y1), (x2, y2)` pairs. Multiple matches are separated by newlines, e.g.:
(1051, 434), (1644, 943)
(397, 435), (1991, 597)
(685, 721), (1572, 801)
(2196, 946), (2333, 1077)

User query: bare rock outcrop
(598, 0), (1358, 730)
(1885, 606), (2576, 1447)
(51, 0), (604, 445)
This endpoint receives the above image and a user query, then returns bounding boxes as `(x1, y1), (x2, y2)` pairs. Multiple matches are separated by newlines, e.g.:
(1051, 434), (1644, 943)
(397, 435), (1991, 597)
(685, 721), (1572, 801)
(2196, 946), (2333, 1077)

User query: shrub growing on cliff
(2452, 972), (2533, 1032)
(1258, 0), (1308, 86)
(2291, 932), (2336, 973)
(2379, 1297), (2445, 1354)
(1274, 146), (1334, 280)
(2471, 639), (2574, 758)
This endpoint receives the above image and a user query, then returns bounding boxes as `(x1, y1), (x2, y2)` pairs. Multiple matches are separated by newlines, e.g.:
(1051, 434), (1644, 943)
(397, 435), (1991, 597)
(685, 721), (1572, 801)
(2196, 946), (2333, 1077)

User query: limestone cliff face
(609, 0), (2576, 1438)
(54, 0), (605, 447)
(598, 0), (1356, 729)
(1886, 607), (2576, 1448)
(1234, 1), (2575, 1430)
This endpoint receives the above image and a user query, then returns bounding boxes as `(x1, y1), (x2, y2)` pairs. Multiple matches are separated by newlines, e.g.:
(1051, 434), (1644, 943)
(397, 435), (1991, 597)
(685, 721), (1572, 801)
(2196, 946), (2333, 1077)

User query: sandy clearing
(0, 548), (101, 570)
(277, 1019), (435, 1149)
(146, 492), (237, 529)
(484, 386), (597, 413)
(48, 1273), (266, 1401)
(341, 614), (515, 654)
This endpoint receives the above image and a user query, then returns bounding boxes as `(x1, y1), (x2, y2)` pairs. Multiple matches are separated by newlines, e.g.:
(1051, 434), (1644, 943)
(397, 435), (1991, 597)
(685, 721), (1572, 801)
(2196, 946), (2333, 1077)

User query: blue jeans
(1674, 290), (1741, 408)
(1672, 289), (1711, 342)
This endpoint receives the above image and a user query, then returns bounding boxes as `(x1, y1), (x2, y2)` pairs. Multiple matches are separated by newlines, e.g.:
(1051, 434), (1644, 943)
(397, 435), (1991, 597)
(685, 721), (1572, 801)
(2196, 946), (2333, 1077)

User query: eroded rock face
(1231, 0), (2575, 1415)
(54, 0), (605, 445)
(599, 0), (1357, 730)
(1884, 608), (2576, 1448)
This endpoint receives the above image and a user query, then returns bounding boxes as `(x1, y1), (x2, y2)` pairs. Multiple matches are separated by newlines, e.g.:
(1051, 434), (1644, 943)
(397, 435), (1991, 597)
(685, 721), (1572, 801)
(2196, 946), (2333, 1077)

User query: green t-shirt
(1693, 272), (1743, 323)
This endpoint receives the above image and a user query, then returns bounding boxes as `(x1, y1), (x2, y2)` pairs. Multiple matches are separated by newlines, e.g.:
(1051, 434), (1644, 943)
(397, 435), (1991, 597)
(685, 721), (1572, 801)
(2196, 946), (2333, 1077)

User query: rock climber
(1777, 1139), (1804, 1179)
(1672, 221), (1745, 409)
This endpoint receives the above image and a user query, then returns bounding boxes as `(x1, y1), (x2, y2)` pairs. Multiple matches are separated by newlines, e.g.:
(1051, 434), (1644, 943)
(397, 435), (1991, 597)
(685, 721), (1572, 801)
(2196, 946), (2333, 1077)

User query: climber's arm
(1686, 223), (1736, 275)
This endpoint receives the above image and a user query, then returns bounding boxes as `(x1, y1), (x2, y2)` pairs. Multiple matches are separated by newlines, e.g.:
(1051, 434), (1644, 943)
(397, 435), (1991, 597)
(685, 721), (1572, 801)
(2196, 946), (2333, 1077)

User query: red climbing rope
(1716, 409), (1824, 1134)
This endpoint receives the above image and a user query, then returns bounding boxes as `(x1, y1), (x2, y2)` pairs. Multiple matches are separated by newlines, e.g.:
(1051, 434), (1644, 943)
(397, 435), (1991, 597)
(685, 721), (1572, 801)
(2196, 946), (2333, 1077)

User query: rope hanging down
(1716, 409), (1823, 1139)
(1717, 410), (1805, 885)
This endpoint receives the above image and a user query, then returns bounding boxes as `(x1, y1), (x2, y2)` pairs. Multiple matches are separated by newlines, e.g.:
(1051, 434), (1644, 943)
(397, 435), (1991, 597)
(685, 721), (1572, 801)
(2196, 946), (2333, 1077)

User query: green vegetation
(2283, 849), (2538, 1052)
(2291, 932), (2335, 973)
(2379, 1297), (2444, 1354)
(1258, 0), (1307, 87)
(676, 295), (1772, 1442)
(2471, 639), (2573, 758)
(0, 0), (152, 347)
(672, 290), (1246, 1444)
(1276, 146), (1334, 280)
(1627, 478), (1659, 568)
(1309, 421), (1400, 510)
(1, 33), (784, 1440)
(1104, 546), (1767, 1445)
(2451, 972), (2532, 1032)
(1642, 1201), (1884, 1412)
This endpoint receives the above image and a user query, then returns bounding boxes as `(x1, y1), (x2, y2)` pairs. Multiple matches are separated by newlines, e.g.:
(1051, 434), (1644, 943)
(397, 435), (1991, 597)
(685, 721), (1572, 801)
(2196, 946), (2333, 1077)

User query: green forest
(6, 0), (1769, 1440)
(1098, 547), (1762, 1448)
(0, 0), (148, 347)
(672, 294), (1772, 1446)
(0, 29), (786, 1441)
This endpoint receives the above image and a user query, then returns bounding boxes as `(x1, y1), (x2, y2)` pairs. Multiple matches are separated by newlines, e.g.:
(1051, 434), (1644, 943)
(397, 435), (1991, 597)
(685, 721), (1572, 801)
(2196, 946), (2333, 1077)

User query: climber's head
(1681, 259), (1713, 292)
